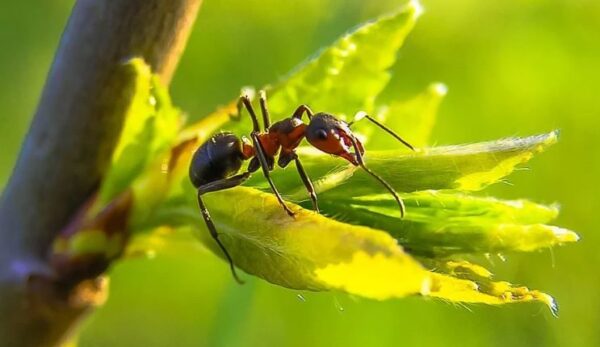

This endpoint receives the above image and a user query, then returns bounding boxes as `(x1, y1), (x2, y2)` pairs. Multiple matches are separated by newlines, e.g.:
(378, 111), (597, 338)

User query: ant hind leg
(197, 172), (252, 284)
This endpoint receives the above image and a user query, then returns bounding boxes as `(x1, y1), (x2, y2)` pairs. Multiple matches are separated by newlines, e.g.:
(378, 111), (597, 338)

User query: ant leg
(292, 104), (314, 121)
(198, 172), (251, 195)
(348, 136), (406, 218)
(258, 90), (271, 130)
(197, 172), (251, 284)
(251, 133), (295, 217)
(279, 151), (318, 212)
(236, 95), (261, 132)
(198, 195), (244, 284)
(293, 155), (319, 213)
(348, 112), (415, 151)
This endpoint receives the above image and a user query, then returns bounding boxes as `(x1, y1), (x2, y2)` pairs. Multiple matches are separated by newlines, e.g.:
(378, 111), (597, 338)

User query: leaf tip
(534, 291), (559, 317)
(552, 226), (580, 243)
(121, 56), (151, 76)
(429, 82), (448, 97)
(531, 130), (560, 154)
(408, 0), (425, 18)
(548, 296), (560, 317)
(544, 129), (560, 146)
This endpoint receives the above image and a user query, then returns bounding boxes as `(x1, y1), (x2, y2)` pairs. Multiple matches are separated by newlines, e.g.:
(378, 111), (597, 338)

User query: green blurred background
(1, 0), (598, 346)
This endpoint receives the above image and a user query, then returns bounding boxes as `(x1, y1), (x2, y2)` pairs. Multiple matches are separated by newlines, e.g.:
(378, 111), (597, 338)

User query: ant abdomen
(189, 132), (245, 188)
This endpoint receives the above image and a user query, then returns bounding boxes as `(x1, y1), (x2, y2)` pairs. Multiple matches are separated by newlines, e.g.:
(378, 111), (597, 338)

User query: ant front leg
(251, 133), (295, 217)
(294, 156), (319, 213)
(278, 151), (319, 213)
(197, 172), (251, 284)
(347, 136), (406, 218)
(258, 90), (271, 130)
(234, 94), (261, 132)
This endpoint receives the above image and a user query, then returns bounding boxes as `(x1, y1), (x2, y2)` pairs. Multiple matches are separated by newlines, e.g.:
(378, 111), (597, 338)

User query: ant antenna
(349, 112), (415, 151)
(197, 192), (244, 284)
(348, 136), (406, 218)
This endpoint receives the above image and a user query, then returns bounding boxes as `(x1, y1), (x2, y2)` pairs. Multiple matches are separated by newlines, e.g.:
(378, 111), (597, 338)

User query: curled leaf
(98, 58), (183, 205)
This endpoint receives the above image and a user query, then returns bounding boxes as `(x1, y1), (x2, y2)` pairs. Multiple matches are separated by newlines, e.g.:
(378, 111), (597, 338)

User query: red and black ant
(189, 91), (414, 283)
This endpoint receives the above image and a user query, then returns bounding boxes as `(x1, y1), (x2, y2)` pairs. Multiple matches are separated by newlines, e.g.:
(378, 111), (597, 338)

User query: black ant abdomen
(189, 132), (247, 188)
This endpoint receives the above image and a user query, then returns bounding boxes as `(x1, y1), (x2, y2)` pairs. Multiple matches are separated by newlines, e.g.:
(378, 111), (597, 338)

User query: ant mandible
(189, 91), (414, 283)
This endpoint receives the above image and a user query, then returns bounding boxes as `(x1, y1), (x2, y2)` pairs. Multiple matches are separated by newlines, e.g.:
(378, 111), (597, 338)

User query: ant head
(305, 113), (364, 165)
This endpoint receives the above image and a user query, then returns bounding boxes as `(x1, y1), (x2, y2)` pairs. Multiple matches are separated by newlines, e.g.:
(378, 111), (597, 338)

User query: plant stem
(0, 1), (201, 346)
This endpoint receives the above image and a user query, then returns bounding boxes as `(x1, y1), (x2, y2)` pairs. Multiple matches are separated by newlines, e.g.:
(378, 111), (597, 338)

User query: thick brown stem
(0, 1), (201, 346)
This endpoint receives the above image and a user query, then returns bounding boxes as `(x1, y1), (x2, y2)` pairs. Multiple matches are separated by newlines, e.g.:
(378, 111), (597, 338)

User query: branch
(0, 1), (201, 346)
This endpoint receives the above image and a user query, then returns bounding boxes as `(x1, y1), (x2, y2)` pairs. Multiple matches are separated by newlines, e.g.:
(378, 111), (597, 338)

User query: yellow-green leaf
(420, 259), (558, 315)
(268, 1), (421, 118)
(359, 82), (447, 149)
(98, 58), (183, 205)
(220, 1), (422, 137)
(263, 131), (560, 197)
(317, 191), (578, 256)
(145, 180), (557, 311)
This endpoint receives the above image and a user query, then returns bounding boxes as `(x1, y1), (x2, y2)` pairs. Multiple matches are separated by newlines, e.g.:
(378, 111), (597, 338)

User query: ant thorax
(269, 117), (307, 153)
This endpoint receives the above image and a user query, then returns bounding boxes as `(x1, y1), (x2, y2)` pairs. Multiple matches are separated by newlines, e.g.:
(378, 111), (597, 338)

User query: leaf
(267, 1), (421, 118)
(420, 259), (558, 316)
(146, 180), (559, 309)
(152, 186), (428, 294)
(284, 131), (559, 197)
(98, 58), (183, 205)
(145, 181), (558, 310)
(219, 0), (422, 138)
(317, 192), (578, 256)
(428, 273), (558, 315)
(241, 131), (558, 200)
(366, 82), (447, 148)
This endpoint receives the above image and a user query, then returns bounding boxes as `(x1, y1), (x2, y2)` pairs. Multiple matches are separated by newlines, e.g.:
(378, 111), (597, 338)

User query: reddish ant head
(305, 113), (364, 165)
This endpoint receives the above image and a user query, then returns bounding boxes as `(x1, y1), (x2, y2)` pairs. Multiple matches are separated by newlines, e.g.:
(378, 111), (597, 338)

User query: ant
(189, 91), (414, 283)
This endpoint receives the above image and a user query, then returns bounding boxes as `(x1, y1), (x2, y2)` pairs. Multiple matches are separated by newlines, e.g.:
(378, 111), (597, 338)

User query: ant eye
(316, 129), (328, 140)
